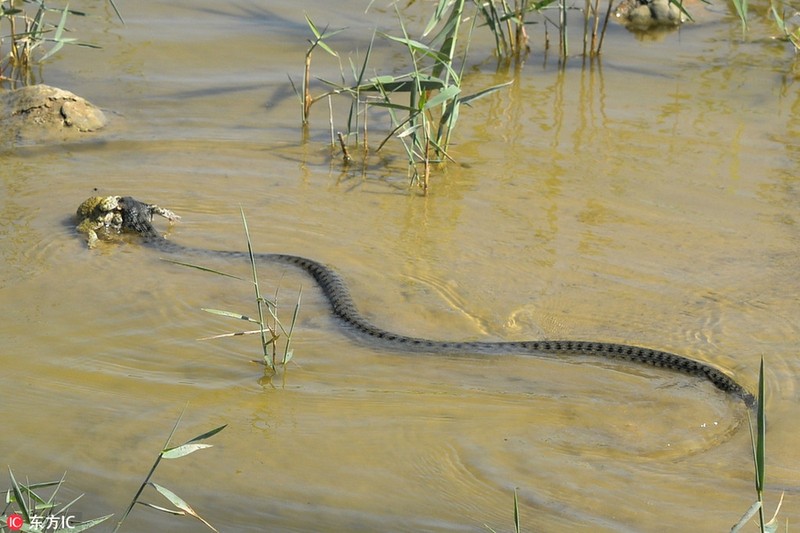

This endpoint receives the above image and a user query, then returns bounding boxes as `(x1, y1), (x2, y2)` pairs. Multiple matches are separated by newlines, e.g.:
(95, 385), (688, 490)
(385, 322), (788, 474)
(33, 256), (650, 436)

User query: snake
(119, 196), (757, 408)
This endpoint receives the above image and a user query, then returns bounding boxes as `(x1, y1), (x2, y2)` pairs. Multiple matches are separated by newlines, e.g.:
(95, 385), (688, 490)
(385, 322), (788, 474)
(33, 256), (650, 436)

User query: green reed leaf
(756, 356), (765, 492)
(161, 258), (250, 283)
(161, 444), (213, 459)
(201, 308), (260, 323)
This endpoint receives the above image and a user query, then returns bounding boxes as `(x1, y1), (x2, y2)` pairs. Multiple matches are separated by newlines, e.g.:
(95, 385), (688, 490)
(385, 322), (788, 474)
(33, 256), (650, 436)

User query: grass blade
(756, 356), (765, 492)
(148, 482), (191, 512)
(201, 308), (261, 323)
(150, 483), (218, 532)
(7, 468), (31, 523)
(137, 501), (184, 515)
(731, 500), (761, 532)
(161, 443), (214, 459)
(731, 0), (748, 32)
(304, 13), (342, 57)
(161, 258), (250, 283)
(39, 4), (69, 61)
(423, 84), (461, 110)
(184, 424), (228, 444)
(282, 287), (302, 363)
(197, 329), (271, 341)
(459, 81), (513, 105)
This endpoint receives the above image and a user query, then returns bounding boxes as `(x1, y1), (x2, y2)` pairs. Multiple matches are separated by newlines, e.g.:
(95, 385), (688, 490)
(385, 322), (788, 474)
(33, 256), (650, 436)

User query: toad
(76, 195), (123, 248)
(76, 195), (180, 248)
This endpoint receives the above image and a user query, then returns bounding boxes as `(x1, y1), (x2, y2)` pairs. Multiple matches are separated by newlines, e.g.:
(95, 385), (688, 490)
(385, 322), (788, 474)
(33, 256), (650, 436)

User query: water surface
(1, 0), (798, 531)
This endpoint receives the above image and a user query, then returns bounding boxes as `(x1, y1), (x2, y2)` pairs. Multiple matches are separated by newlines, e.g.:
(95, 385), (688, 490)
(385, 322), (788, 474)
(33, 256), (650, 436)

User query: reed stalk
(113, 408), (225, 532)
(0, 1), (119, 87)
(731, 357), (785, 532)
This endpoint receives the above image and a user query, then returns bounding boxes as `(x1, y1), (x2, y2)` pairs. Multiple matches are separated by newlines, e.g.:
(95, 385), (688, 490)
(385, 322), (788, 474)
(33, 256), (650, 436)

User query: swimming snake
(106, 195), (759, 408)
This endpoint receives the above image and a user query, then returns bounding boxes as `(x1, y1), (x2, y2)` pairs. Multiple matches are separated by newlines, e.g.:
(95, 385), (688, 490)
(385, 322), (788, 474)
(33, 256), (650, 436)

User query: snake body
(116, 196), (756, 408)
(155, 241), (756, 408)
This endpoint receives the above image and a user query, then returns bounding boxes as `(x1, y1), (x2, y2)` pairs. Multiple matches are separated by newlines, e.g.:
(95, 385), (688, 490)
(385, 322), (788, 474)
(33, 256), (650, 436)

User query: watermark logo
(6, 513), (80, 531)
(6, 513), (24, 531)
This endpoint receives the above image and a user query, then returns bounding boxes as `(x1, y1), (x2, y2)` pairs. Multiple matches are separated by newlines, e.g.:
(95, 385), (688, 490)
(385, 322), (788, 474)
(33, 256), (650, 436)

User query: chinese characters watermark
(6, 512), (81, 531)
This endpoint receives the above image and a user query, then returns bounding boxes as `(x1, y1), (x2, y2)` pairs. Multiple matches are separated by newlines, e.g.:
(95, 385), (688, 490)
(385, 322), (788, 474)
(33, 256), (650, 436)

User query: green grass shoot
(163, 209), (301, 373)
(2, 469), (113, 531)
(112, 407), (225, 532)
(731, 357), (785, 532)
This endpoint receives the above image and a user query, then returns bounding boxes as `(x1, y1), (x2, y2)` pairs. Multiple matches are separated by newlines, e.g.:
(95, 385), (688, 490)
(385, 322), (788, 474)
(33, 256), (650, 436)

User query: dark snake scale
(121, 196), (756, 408)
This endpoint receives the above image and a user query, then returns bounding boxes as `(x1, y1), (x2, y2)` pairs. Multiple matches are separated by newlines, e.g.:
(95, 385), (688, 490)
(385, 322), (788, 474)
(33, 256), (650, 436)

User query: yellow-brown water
(1, 1), (798, 531)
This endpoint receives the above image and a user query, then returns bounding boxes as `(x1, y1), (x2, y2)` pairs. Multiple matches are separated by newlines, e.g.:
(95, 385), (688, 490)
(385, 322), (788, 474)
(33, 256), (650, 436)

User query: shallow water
(1, 0), (799, 531)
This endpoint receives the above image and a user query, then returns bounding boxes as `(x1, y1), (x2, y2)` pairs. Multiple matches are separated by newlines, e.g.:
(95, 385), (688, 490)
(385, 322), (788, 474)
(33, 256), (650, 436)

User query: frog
(76, 195), (123, 248)
(76, 195), (180, 248)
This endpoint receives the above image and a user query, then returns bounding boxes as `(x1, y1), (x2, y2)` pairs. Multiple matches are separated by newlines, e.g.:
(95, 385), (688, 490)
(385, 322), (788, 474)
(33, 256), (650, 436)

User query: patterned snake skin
(118, 196), (756, 408)
(158, 242), (756, 408)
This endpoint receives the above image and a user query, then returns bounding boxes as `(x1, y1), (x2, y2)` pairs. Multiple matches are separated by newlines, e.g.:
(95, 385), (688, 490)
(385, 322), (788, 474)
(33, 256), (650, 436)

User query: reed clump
(296, 0), (798, 191)
(295, 2), (510, 191)
(2, 410), (224, 532)
(0, 1), (121, 88)
(2, 469), (113, 531)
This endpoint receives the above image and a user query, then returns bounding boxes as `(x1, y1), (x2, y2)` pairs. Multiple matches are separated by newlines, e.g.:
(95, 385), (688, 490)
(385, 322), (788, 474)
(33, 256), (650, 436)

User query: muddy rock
(614, 0), (686, 32)
(0, 84), (107, 145)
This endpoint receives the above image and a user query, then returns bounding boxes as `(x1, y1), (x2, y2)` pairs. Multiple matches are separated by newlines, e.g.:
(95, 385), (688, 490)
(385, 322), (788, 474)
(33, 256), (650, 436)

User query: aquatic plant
(293, 14), (343, 126)
(729, 0), (800, 56)
(732, 357), (786, 533)
(484, 487), (521, 533)
(297, 4), (510, 191)
(474, 0), (535, 58)
(475, 0), (625, 59)
(770, 1), (800, 52)
(2, 469), (112, 532)
(2, 411), (222, 532)
(164, 209), (301, 374)
(112, 410), (225, 532)
(0, 1), (121, 87)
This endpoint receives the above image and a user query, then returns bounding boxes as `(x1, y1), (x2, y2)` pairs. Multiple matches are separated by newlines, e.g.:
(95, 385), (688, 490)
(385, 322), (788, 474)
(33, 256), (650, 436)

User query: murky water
(1, 0), (798, 531)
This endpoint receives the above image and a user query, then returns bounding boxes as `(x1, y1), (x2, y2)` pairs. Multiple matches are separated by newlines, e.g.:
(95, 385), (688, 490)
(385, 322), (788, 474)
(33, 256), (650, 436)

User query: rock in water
(0, 84), (107, 146)
(614, 0), (686, 31)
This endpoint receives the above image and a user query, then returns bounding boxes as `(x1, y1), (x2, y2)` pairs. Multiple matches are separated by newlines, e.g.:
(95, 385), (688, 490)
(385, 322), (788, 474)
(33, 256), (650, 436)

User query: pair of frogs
(76, 195), (180, 248)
